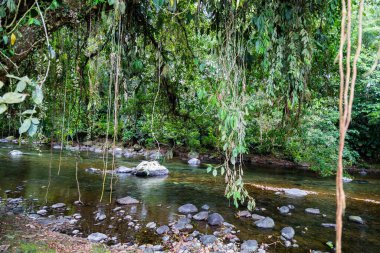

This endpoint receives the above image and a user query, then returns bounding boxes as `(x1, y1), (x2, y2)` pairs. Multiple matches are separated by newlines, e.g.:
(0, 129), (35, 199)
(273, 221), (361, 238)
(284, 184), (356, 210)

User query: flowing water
(0, 143), (379, 252)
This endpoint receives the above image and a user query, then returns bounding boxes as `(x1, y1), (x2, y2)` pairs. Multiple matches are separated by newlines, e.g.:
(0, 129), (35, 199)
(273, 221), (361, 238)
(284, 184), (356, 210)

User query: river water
(0, 143), (379, 252)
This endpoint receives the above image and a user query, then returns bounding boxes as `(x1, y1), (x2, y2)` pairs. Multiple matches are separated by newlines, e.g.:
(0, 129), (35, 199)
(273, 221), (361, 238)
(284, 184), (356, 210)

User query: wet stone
(349, 215), (364, 224)
(51, 203), (66, 209)
(207, 213), (224, 226)
(201, 204), (210, 210)
(251, 214), (265, 221)
(237, 210), (252, 218)
(193, 211), (208, 221)
(254, 217), (275, 229)
(178, 203), (198, 214)
(279, 206), (290, 214)
(116, 196), (139, 205)
(156, 225), (169, 235)
(200, 235), (217, 245)
(241, 240), (258, 253)
(305, 208), (320, 215)
(281, 227), (295, 240)
(88, 232), (107, 243)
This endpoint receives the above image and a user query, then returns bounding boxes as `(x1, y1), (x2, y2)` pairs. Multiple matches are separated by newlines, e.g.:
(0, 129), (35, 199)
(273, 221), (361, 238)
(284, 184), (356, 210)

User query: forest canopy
(0, 0), (379, 178)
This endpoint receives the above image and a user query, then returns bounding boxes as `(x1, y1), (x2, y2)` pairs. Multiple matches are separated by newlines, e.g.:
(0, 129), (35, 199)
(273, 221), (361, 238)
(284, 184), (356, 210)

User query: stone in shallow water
(116, 196), (139, 205)
(279, 206), (290, 214)
(241, 240), (258, 253)
(254, 217), (275, 229)
(188, 158), (201, 166)
(115, 166), (134, 173)
(237, 210), (252, 218)
(349, 215), (364, 224)
(51, 203), (66, 209)
(281, 227), (295, 240)
(88, 232), (107, 243)
(173, 217), (191, 231)
(284, 188), (308, 197)
(193, 211), (209, 221)
(251, 214), (265, 221)
(95, 212), (106, 221)
(135, 161), (169, 177)
(305, 208), (320, 215)
(156, 225), (169, 235)
(37, 209), (47, 216)
(207, 213), (224, 226)
(9, 150), (23, 156)
(201, 204), (210, 210)
(200, 235), (217, 245)
(85, 168), (101, 174)
(321, 223), (336, 228)
(178, 203), (198, 214)
(342, 177), (353, 183)
(146, 222), (156, 229)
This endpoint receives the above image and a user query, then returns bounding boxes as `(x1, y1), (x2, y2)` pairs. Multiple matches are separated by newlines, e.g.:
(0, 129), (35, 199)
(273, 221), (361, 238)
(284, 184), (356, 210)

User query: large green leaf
(0, 104), (7, 114)
(15, 80), (27, 92)
(2, 92), (27, 104)
(32, 86), (43, 105)
(31, 117), (40, 124)
(28, 123), (38, 137)
(19, 118), (31, 134)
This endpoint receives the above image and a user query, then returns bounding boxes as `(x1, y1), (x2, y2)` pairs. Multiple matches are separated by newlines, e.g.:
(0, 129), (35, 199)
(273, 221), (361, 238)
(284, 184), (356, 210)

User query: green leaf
(19, 118), (31, 134)
(206, 166), (212, 173)
(15, 80), (27, 92)
(32, 86), (43, 105)
(108, 0), (115, 5)
(31, 117), (40, 124)
(22, 109), (36, 115)
(3, 35), (8, 45)
(0, 81), (4, 89)
(221, 166), (225, 175)
(2, 92), (27, 104)
(212, 169), (217, 177)
(0, 104), (7, 114)
(28, 123), (38, 137)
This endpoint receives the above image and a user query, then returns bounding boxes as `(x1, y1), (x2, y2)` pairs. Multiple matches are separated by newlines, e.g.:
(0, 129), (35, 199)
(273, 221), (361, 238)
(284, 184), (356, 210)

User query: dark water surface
(0, 143), (379, 252)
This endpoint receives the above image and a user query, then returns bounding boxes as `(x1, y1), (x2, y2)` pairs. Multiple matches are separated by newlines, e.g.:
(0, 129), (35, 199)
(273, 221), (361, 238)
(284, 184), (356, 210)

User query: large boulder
(254, 217), (275, 229)
(207, 213), (224, 226)
(188, 158), (201, 166)
(178, 203), (198, 214)
(284, 188), (308, 197)
(116, 196), (139, 205)
(135, 161), (169, 177)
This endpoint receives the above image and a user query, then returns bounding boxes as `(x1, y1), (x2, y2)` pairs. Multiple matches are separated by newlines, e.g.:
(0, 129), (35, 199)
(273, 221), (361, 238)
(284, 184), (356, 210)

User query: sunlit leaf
(28, 123), (38, 137)
(31, 117), (40, 124)
(15, 80), (27, 92)
(11, 33), (16, 46)
(32, 86), (43, 105)
(19, 118), (31, 134)
(22, 109), (36, 115)
(0, 104), (7, 114)
(2, 92), (27, 104)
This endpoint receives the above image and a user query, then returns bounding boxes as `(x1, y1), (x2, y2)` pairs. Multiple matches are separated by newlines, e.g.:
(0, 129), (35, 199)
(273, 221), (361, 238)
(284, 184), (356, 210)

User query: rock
(237, 210), (252, 218)
(72, 229), (80, 235)
(348, 215), (364, 224)
(284, 240), (292, 247)
(251, 214), (265, 221)
(178, 203), (198, 214)
(73, 213), (82, 219)
(146, 222), (156, 229)
(37, 209), (47, 216)
(321, 223), (336, 228)
(284, 188), (308, 197)
(207, 213), (224, 226)
(173, 217), (191, 231)
(116, 196), (139, 205)
(281, 227), (295, 240)
(193, 211), (209, 221)
(343, 177), (353, 183)
(85, 168), (101, 174)
(115, 166), (134, 173)
(156, 225), (170, 235)
(133, 144), (142, 151)
(240, 240), (258, 253)
(279, 206), (290, 214)
(188, 158), (201, 166)
(201, 204), (210, 210)
(87, 232), (107, 243)
(254, 217), (275, 229)
(305, 208), (320, 215)
(135, 161), (169, 177)
(9, 150), (23, 156)
(359, 170), (367, 176)
(288, 204), (295, 209)
(51, 203), (66, 209)
(200, 235), (217, 245)
(95, 212), (106, 221)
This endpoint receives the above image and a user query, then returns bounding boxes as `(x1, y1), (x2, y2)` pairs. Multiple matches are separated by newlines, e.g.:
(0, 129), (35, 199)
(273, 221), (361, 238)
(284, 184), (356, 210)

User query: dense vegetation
(0, 0), (379, 177)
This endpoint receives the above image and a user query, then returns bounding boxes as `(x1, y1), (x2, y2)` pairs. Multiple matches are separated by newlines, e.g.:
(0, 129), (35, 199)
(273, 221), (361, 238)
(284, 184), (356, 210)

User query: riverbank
(1, 136), (378, 175)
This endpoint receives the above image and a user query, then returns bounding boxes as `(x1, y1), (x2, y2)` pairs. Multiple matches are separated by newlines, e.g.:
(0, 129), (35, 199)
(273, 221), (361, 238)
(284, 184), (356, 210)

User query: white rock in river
(115, 166), (134, 173)
(305, 208), (320, 215)
(188, 158), (201, 166)
(51, 203), (66, 209)
(254, 217), (275, 229)
(284, 188), (308, 197)
(349, 215), (364, 224)
(135, 161), (169, 177)
(87, 232), (107, 242)
(116, 196), (140, 205)
(343, 177), (353, 183)
(9, 150), (23, 156)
